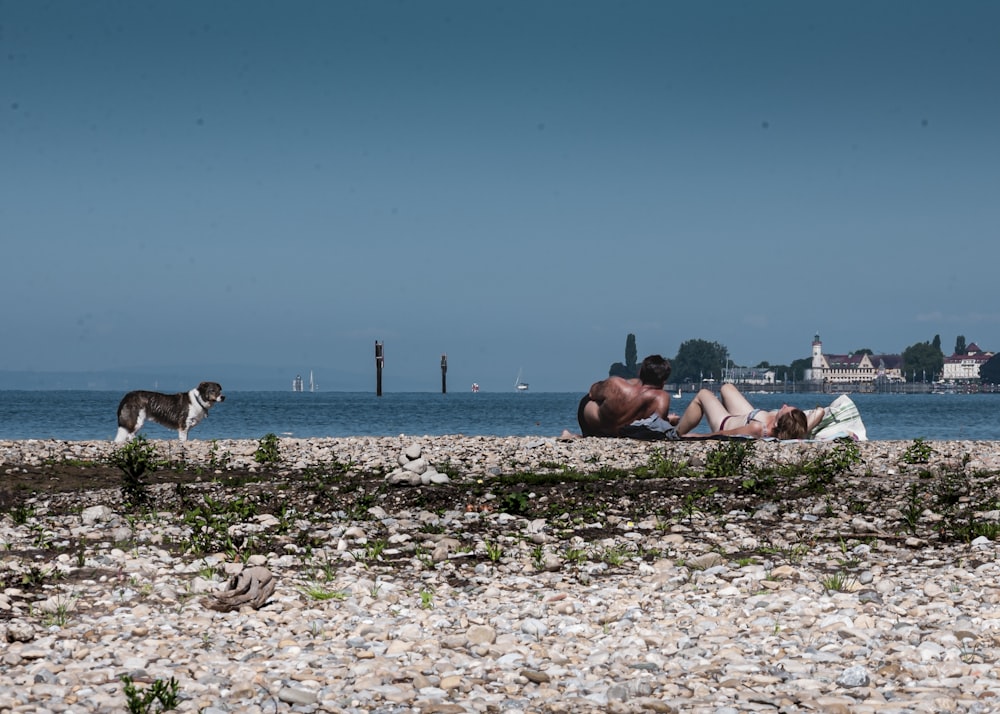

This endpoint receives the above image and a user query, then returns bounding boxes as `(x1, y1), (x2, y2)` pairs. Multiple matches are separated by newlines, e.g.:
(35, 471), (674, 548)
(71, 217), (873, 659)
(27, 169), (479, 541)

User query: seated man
(571, 355), (678, 440)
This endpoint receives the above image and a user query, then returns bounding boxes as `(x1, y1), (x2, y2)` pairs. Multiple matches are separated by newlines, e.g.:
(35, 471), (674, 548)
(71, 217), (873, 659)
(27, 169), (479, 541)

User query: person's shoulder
(591, 375), (629, 394)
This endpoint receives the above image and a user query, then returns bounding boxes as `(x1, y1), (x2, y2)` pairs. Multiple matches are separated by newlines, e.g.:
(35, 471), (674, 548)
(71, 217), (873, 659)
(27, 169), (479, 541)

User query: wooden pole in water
(375, 341), (384, 396)
(441, 354), (447, 394)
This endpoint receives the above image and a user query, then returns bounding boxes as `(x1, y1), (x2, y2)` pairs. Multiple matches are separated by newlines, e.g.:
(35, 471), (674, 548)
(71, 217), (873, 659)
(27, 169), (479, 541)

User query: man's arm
(648, 391), (672, 420)
(587, 377), (621, 403)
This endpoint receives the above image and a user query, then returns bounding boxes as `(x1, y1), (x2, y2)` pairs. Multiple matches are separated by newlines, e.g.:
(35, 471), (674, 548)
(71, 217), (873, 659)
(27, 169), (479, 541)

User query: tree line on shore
(608, 333), (999, 385)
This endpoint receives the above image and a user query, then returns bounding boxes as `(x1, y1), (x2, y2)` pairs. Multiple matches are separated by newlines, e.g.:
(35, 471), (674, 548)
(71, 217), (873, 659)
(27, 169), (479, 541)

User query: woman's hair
(638, 355), (671, 386)
(773, 408), (809, 440)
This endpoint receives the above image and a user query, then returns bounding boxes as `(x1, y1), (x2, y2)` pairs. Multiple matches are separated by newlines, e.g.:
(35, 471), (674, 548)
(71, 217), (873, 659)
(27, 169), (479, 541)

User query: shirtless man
(568, 355), (679, 440)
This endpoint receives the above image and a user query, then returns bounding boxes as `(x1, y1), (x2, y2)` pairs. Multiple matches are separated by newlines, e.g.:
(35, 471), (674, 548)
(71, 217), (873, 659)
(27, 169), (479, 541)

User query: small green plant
(498, 491), (530, 516)
(419, 587), (435, 609)
(343, 488), (379, 521)
(601, 544), (634, 566)
(820, 570), (856, 593)
(563, 547), (588, 566)
(37, 595), (76, 628)
(181, 494), (260, 556)
(644, 449), (694, 479)
(10, 501), (35, 526)
(121, 673), (180, 713)
(531, 545), (546, 570)
(779, 543), (809, 564)
(801, 438), (862, 493)
(207, 440), (232, 470)
(901, 438), (934, 465)
(253, 433), (282, 465)
(848, 498), (870, 514)
(307, 553), (338, 583)
(349, 538), (387, 566)
(946, 516), (1000, 543)
(109, 436), (163, 507)
(740, 470), (777, 495)
(483, 539), (504, 562)
(680, 486), (717, 525)
(933, 471), (968, 511)
(19, 564), (58, 587)
(300, 585), (348, 601)
(29, 522), (54, 549)
(704, 441), (755, 478)
(365, 539), (387, 561)
(901, 483), (923, 533)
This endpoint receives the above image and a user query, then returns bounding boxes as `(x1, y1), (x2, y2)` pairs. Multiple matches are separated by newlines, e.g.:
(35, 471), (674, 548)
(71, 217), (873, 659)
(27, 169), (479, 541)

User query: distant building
(942, 342), (993, 381)
(724, 366), (776, 385)
(805, 334), (904, 384)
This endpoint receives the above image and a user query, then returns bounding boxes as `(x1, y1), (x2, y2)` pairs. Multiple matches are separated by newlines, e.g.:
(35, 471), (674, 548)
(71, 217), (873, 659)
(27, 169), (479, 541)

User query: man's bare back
(578, 376), (674, 437)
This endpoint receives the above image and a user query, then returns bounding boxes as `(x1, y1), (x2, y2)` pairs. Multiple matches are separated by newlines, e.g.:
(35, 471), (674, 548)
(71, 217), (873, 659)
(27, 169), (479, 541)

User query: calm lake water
(0, 390), (996, 442)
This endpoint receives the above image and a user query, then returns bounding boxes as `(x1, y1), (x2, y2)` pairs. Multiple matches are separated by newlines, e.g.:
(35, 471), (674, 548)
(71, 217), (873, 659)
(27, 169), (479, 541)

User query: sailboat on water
(515, 368), (529, 391)
(293, 371), (318, 392)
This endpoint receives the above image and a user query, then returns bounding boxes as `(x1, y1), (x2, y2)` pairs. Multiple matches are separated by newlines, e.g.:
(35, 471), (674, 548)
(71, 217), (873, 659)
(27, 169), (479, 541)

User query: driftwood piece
(203, 566), (276, 612)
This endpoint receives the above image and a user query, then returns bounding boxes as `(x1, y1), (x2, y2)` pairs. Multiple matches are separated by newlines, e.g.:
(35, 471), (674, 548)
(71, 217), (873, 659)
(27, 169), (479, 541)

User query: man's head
(638, 355), (671, 387)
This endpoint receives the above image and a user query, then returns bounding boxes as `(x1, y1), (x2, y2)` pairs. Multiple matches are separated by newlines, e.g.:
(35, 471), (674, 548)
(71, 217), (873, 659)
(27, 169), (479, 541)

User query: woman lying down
(674, 383), (824, 440)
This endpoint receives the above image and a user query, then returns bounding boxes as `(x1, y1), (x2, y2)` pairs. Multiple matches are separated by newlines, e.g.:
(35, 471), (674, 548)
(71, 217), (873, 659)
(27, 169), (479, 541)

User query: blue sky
(3, 1), (998, 392)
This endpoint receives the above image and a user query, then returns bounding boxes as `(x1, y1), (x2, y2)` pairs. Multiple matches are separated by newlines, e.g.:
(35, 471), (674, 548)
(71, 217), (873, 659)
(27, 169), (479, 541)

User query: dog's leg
(116, 409), (146, 443)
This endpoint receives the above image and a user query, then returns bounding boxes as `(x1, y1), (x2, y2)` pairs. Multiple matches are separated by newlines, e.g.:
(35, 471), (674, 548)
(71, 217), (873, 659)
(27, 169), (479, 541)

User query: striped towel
(808, 395), (867, 441)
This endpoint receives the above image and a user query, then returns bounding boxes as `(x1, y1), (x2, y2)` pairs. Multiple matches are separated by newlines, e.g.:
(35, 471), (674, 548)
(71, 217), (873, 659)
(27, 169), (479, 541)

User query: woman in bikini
(674, 383), (824, 440)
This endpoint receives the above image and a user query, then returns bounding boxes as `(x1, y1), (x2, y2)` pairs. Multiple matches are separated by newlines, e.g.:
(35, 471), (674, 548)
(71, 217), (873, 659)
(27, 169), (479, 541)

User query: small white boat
(471, 383), (480, 393)
(515, 368), (529, 391)
(292, 374), (304, 392)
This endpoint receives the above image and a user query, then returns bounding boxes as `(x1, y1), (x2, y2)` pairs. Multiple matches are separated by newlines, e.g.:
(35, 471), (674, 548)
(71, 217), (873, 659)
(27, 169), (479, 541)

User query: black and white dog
(114, 381), (225, 443)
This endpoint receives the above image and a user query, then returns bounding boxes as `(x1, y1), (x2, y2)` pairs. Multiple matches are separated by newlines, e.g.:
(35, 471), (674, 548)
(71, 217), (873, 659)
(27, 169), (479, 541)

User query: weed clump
(108, 436), (164, 507)
(800, 438), (863, 493)
(254, 433), (282, 465)
(704, 441), (756, 479)
(121, 673), (180, 714)
(901, 438), (934, 465)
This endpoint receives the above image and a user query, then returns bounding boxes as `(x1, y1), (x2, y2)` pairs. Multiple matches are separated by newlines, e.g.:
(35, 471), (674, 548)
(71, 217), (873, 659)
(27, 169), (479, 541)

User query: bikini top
(746, 408), (770, 437)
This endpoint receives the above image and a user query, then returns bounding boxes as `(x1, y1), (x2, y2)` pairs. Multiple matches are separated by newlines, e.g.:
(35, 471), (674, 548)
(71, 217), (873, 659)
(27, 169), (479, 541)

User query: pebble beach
(2, 435), (1000, 713)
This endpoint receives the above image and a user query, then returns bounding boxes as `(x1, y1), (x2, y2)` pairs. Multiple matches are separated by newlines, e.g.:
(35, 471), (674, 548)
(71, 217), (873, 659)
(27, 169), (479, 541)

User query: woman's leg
(675, 389), (731, 434)
(719, 383), (754, 416)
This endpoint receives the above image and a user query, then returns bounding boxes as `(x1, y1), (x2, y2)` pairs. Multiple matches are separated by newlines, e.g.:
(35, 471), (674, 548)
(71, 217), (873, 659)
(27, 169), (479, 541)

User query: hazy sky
(3, 1), (999, 391)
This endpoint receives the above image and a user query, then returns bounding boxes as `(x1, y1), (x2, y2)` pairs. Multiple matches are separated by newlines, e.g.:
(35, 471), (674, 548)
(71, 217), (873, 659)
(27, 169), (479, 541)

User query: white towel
(809, 395), (867, 441)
